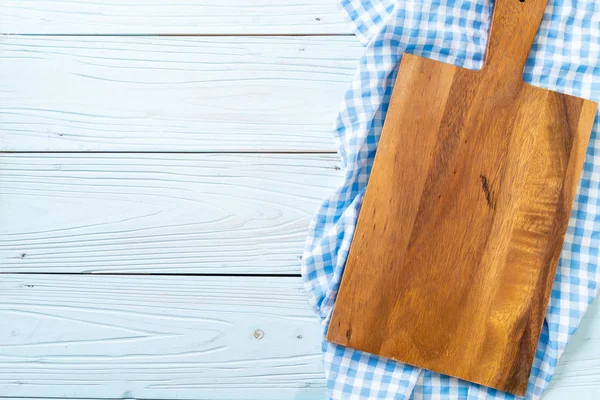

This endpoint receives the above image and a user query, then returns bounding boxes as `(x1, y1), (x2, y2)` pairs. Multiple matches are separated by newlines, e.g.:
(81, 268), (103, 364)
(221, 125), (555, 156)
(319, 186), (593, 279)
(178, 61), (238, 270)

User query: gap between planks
(0, 151), (338, 154)
(0, 398), (123, 400)
(0, 33), (354, 37)
(0, 272), (301, 278)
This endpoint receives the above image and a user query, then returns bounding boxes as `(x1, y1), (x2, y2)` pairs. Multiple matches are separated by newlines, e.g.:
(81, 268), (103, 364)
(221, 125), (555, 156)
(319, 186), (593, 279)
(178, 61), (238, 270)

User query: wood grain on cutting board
(327, 0), (597, 395)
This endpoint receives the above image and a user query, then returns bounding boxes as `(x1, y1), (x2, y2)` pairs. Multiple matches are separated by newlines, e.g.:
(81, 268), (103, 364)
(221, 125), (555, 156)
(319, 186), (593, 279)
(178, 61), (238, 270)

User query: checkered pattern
(301, 0), (600, 399)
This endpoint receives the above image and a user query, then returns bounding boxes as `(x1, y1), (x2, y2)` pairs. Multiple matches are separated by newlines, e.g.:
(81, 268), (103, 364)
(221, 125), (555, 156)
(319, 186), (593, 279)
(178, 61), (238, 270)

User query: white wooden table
(0, 1), (598, 399)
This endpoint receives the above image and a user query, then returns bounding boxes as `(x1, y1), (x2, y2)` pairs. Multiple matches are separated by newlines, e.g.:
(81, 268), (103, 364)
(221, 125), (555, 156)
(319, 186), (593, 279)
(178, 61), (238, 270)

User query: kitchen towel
(301, 0), (600, 399)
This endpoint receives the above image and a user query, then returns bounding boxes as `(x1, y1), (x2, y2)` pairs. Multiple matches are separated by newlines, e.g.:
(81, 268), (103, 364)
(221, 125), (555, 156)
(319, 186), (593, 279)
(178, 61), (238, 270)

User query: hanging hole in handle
(519, 0), (525, 2)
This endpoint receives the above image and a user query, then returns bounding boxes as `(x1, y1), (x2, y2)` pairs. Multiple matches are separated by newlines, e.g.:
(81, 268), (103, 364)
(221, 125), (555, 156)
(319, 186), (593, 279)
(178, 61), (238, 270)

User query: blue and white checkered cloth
(301, 0), (600, 398)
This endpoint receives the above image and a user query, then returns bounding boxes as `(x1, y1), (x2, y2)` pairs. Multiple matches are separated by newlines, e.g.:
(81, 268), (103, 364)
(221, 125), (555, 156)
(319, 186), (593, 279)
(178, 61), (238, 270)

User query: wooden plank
(0, 276), (597, 400)
(0, 0), (351, 35)
(0, 36), (362, 152)
(544, 299), (600, 400)
(0, 274), (326, 400)
(0, 153), (342, 274)
(327, 0), (597, 395)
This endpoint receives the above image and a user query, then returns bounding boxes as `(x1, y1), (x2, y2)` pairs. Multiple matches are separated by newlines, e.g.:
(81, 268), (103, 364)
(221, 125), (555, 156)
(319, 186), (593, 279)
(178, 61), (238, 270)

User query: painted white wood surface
(0, 274), (598, 399)
(1, 2), (599, 398)
(0, 0), (352, 35)
(543, 297), (600, 400)
(0, 274), (326, 400)
(0, 153), (342, 274)
(0, 36), (363, 152)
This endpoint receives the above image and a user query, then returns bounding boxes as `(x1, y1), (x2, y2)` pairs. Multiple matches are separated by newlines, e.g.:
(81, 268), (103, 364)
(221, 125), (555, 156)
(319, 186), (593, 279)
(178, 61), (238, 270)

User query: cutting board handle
(484, 0), (548, 77)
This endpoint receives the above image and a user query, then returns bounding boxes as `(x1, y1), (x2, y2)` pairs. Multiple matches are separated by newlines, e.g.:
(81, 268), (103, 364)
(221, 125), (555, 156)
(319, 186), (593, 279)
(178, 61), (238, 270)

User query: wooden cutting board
(326, 0), (597, 396)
